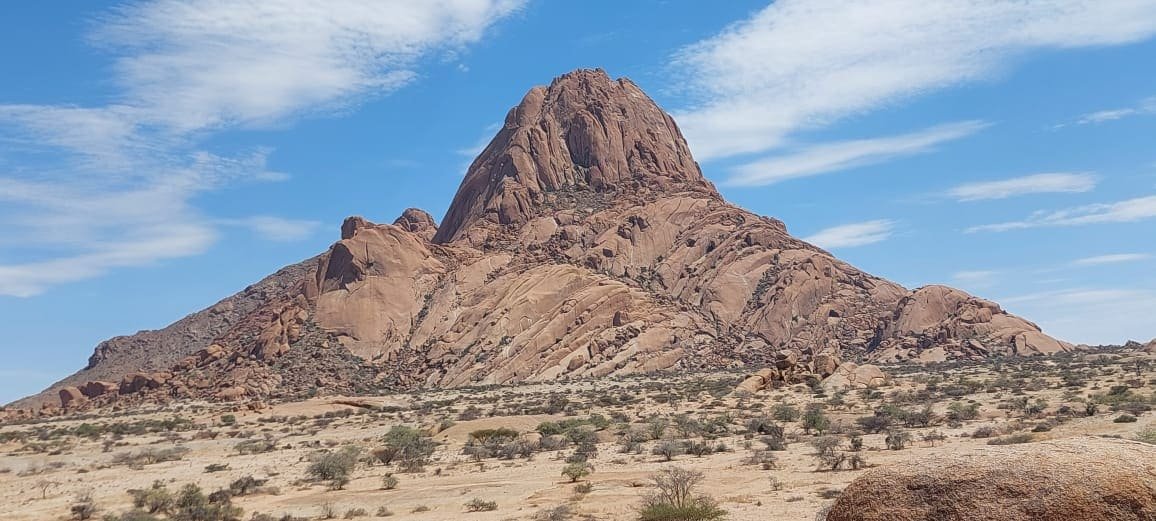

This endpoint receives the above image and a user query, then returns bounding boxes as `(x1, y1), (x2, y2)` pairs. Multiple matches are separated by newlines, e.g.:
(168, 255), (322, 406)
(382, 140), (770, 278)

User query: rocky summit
(15, 69), (1071, 412)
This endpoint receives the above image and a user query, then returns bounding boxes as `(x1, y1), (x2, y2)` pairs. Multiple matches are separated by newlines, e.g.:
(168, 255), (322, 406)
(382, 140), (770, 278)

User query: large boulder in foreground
(825, 437), (1156, 521)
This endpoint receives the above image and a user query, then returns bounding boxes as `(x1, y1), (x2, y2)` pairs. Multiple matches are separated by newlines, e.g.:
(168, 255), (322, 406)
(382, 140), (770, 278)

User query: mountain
(11, 69), (1071, 413)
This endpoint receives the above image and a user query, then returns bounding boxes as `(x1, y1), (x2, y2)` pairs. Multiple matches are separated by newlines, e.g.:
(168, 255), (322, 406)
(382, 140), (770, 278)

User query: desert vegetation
(1, 348), (1153, 520)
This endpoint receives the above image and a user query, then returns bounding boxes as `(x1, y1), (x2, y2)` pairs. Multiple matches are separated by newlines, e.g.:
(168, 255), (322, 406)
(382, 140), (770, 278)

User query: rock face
(13, 69), (1070, 410)
(434, 70), (716, 244)
(873, 285), (1074, 362)
(825, 437), (1156, 521)
(822, 363), (887, 391)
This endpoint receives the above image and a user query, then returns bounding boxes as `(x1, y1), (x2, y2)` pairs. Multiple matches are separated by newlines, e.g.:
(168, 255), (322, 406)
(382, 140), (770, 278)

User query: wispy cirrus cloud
(1074, 96), (1156, 125)
(726, 121), (986, 186)
(674, 0), (1156, 181)
(950, 270), (999, 291)
(998, 287), (1156, 343)
(0, 0), (525, 297)
(967, 195), (1156, 233)
(224, 216), (323, 243)
(1071, 253), (1151, 266)
(803, 219), (895, 249)
(947, 172), (1097, 201)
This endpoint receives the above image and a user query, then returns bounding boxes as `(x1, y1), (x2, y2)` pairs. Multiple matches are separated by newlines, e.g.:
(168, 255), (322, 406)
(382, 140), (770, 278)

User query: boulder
(58, 386), (86, 408)
(79, 380), (118, 398)
(822, 363), (886, 390)
(119, 372), (166, 394)
(392, 208), (439, 241)
(825, 437), (1156, 521)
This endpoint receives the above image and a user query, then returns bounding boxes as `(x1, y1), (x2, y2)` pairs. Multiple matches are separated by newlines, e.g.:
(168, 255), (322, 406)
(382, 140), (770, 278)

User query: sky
(1, 0), (1155, 403)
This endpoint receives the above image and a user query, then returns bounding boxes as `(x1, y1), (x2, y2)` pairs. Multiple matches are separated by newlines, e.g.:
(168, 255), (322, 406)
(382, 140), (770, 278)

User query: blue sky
(2, 1), (1155, 403)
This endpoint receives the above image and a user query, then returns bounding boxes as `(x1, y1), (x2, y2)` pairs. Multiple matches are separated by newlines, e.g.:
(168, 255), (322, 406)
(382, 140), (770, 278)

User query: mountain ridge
(9, 69), (1072, 413)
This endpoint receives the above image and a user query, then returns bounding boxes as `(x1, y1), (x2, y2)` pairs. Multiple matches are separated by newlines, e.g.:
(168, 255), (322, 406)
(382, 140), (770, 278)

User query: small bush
(561, 462), (593, 482)
(381, 474), (399, 490)
(1114, 414), (1138, 423)
(70, 493), (97, 520)
(652, 439), (683, 462)
(374, 426), (436, 473)
(307, 446), (361, 490)
(111, 447), (190, 469)
(533, 505), (572, 521)
(129, 481), (174, 514)
(234, 438), (277, 455)
(638, 467), (725, 521)
(987, 433), (1034, 445)
(885, 429), (912, 451)
(464, 498), (497, 512)
(946, 401), (980, 421)
(771, 404), (801, 422)
(228, 476), (266, 496)
(971, 426), (997, 438)
(343, 508), (368, 519)
(802, 404), (830, 434)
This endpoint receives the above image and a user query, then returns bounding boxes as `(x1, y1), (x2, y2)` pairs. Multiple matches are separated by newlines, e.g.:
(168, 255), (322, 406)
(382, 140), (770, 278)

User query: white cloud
(94, 0), (526, 131)
(456, 122), (504, 158)
(953, 270), (997, 282)
(950, 269), (999, 291)
(803, 219), (895, 249)
(998, 287), (1156, 344)
(1074, 96), (1156, 125)
(226, 216), (322, 242)
(727, 121), (985, 186)
(967, 195), (1156, 232)
(674, 0), (1156, 162)
(0, 0), (523, 297)
(947, 172), (1097, 201)
(1071, 253), (1151, 266)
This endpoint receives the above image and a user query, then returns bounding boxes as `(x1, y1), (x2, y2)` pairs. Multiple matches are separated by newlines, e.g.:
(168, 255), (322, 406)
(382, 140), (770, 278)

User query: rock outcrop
(822, 363), (887, 391)
(12, 69), (1070, 411)
(433, 70), (716, 244)
(872, 285), (1073, 362)
(825, 437), (1156, 521)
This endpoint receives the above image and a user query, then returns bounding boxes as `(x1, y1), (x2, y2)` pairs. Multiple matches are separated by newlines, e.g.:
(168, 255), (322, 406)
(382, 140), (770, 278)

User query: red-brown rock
(58, 386), (86, 408)
(15, 69), (1071, 409)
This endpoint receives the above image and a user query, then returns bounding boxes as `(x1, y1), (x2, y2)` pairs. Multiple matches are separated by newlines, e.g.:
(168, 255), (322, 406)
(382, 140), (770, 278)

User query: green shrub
(373, 426), (436, 472)
(129, 481), (174, 514)
(885, 429), (912, 450)
(561, 462), (593, 482)
(802, 404), (830, 434)
(987, 433), (1034, 445)
(342, 508), (367, 519)
(638, 467), (725, 521)
(946, 401), (980, 421)
(171, 483), (242, 521)
(464, 498), (497, 512)
(468, 428), (519, 443)
(307, 446), (361, 490)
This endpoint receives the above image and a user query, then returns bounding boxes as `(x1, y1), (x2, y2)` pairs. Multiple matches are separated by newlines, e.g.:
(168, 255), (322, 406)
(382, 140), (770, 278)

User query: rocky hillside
(12, 69), (1071, 413)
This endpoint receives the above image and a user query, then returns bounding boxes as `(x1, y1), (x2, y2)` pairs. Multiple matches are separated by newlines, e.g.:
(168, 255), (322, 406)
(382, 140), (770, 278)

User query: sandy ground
(2, 352), (1153, 520)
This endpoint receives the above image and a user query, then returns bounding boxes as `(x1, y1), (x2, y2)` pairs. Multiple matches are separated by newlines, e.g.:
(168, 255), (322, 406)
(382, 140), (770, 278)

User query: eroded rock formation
(11, 69), (1070, 411)
(825, 437), (1156, 521)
